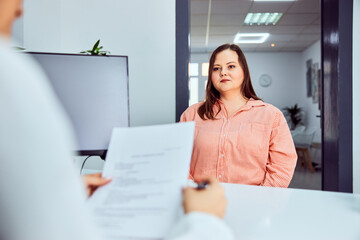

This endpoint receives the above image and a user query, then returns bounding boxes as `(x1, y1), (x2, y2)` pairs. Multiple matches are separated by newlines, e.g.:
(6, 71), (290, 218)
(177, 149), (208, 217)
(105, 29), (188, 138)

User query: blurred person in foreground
(0, 0), (233, 239)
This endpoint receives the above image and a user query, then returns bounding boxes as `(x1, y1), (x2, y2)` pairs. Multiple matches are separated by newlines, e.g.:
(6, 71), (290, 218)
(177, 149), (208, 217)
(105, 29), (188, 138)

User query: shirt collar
(215, 98), (265, 117)
(242, 98), (265, 111)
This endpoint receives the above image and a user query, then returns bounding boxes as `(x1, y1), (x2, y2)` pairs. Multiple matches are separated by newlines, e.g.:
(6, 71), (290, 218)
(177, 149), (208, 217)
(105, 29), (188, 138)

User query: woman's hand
(82, 173), (111, 197)
(182, 177), (227, 218)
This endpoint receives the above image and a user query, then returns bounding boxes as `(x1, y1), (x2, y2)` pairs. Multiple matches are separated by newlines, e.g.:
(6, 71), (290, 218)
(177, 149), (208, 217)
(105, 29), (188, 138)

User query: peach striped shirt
(180, 99), (297, 188)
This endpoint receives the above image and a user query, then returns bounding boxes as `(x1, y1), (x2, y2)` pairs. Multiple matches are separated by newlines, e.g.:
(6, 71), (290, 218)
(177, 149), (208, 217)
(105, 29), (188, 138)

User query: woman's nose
(220, 69), (228, 76)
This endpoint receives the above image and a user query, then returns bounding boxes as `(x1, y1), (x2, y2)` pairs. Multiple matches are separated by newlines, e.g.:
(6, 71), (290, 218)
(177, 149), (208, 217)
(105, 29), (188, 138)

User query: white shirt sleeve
(0, 41), (102, 240)
(166, 212), (234, 240)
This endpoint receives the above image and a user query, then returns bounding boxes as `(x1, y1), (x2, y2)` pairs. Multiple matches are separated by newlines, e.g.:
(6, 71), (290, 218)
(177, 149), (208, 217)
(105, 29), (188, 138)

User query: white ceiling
(190, 0), (321, 53)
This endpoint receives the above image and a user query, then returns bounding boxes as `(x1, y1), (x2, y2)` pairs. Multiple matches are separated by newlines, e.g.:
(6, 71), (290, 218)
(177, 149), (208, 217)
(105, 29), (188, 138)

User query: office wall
(23, 0), (61, 52)
(10, 16), (23, 47)
(353, 0), (360, 194)
(246, 52), (303, 112)
(23, 0), (176, 127)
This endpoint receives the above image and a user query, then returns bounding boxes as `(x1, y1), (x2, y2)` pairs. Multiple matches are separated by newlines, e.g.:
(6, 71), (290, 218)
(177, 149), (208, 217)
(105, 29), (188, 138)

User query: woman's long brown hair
(198, 44), (261, 120)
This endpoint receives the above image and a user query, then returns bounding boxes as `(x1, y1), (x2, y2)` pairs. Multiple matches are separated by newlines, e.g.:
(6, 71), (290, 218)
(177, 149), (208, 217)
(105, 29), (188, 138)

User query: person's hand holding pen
(182, 177), (227, 219)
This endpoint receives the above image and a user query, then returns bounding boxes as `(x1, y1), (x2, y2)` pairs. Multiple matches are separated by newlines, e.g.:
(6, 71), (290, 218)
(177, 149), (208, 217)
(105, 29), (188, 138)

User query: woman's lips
(220, 79), (230, 83)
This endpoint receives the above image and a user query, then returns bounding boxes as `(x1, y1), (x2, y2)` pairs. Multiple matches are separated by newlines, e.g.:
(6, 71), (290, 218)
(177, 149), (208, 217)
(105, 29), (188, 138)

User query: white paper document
(87, 122), (195, 239)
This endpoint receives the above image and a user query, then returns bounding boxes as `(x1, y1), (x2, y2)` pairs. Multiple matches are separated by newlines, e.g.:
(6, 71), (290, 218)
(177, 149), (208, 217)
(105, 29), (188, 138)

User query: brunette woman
(181, 44), (297, 187)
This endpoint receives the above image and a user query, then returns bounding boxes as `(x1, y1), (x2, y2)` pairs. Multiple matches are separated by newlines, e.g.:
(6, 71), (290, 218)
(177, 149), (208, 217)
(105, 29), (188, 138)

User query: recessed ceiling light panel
(233, 33), (270, 44)
(244, 13), (283, 26)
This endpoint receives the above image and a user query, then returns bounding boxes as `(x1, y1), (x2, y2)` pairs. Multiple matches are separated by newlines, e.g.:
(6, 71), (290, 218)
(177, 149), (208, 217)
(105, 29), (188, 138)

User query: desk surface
(223, 184), (360, 240)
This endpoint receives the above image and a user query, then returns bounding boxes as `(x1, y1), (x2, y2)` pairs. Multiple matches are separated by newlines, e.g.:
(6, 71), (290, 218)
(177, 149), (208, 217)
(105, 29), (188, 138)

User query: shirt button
(219, 175), (222, 178)
(223, 134), (226, 137)
(221, 154), (224, 157)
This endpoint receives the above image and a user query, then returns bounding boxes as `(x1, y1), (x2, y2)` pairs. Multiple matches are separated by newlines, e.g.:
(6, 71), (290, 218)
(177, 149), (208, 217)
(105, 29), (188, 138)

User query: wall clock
(259, 74), (272, 87)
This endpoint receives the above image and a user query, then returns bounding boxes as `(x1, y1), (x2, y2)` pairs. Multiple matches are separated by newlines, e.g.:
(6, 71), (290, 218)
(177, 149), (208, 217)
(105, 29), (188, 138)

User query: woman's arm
(261, 111), (297, 188)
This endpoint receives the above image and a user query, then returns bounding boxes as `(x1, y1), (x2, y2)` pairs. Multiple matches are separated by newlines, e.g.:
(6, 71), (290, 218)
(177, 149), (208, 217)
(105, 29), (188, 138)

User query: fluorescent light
(233, 33), (270, 44)
(244, 13), (283, 26)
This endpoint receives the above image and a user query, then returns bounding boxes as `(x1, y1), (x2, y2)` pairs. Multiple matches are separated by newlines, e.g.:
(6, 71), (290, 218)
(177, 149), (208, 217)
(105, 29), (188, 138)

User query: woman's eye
(213, 67), (220, 71)
(229, 65), (235, 69)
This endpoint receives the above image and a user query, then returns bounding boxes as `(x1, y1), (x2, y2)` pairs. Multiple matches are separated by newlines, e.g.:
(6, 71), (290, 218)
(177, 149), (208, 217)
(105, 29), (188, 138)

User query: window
(189, 77), (199, 106)
(188, 63), (199, 106)
(202, 63), (209, 76)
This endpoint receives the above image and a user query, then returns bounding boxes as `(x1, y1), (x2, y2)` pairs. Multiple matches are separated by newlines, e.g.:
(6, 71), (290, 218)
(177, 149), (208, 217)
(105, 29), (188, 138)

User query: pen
(196, 180), (209, 190)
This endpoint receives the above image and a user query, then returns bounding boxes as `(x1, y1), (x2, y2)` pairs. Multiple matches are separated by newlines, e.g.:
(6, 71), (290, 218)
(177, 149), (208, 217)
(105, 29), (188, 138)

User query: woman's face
(211, 49), (244, 97)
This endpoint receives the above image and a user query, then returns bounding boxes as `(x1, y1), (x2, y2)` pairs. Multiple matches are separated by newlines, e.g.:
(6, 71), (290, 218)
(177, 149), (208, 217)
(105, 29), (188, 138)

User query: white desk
(79, 163), (360, 239)
(223, 184), (360, 240)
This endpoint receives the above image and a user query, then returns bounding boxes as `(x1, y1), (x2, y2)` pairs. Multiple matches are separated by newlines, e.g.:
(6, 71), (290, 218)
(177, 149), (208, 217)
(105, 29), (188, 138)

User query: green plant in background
(12, 46), (26, 51)
(283, 104), (303, 130)
(80, 39), (110, 55)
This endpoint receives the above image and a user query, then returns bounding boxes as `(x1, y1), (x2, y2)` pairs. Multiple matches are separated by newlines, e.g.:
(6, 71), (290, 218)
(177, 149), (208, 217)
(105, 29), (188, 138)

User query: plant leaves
(80, 39), (110, 55)
(92, 39), (100, 52)
(283, 104), (303, 130)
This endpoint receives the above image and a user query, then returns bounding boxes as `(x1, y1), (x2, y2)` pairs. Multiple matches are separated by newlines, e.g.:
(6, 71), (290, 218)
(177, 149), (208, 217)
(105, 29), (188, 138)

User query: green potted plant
(283, 104), (303, 130)
(80, 39), (110, 55)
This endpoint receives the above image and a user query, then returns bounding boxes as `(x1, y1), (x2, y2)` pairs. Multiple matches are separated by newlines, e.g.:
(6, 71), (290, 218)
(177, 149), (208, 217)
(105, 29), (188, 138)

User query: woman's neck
(220, 93), (248, 118)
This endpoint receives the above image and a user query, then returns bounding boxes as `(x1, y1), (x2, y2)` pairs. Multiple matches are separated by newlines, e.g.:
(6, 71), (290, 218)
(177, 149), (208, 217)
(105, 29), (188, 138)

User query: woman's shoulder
(262, 102), (282, 115)
(252, 101), (287, 128)
(249, 99), (282, 115)
(247, 100), (285, 125)
(180, 102), (204, 122)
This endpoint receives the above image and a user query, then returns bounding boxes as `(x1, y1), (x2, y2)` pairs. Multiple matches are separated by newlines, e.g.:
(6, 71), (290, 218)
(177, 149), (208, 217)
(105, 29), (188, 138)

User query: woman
(181, 44), (297, 188)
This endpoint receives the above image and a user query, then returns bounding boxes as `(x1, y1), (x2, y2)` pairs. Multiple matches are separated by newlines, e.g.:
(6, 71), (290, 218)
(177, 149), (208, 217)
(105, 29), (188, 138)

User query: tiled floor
(288, 145), (322, 190)
(289, 165), (322, 190)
